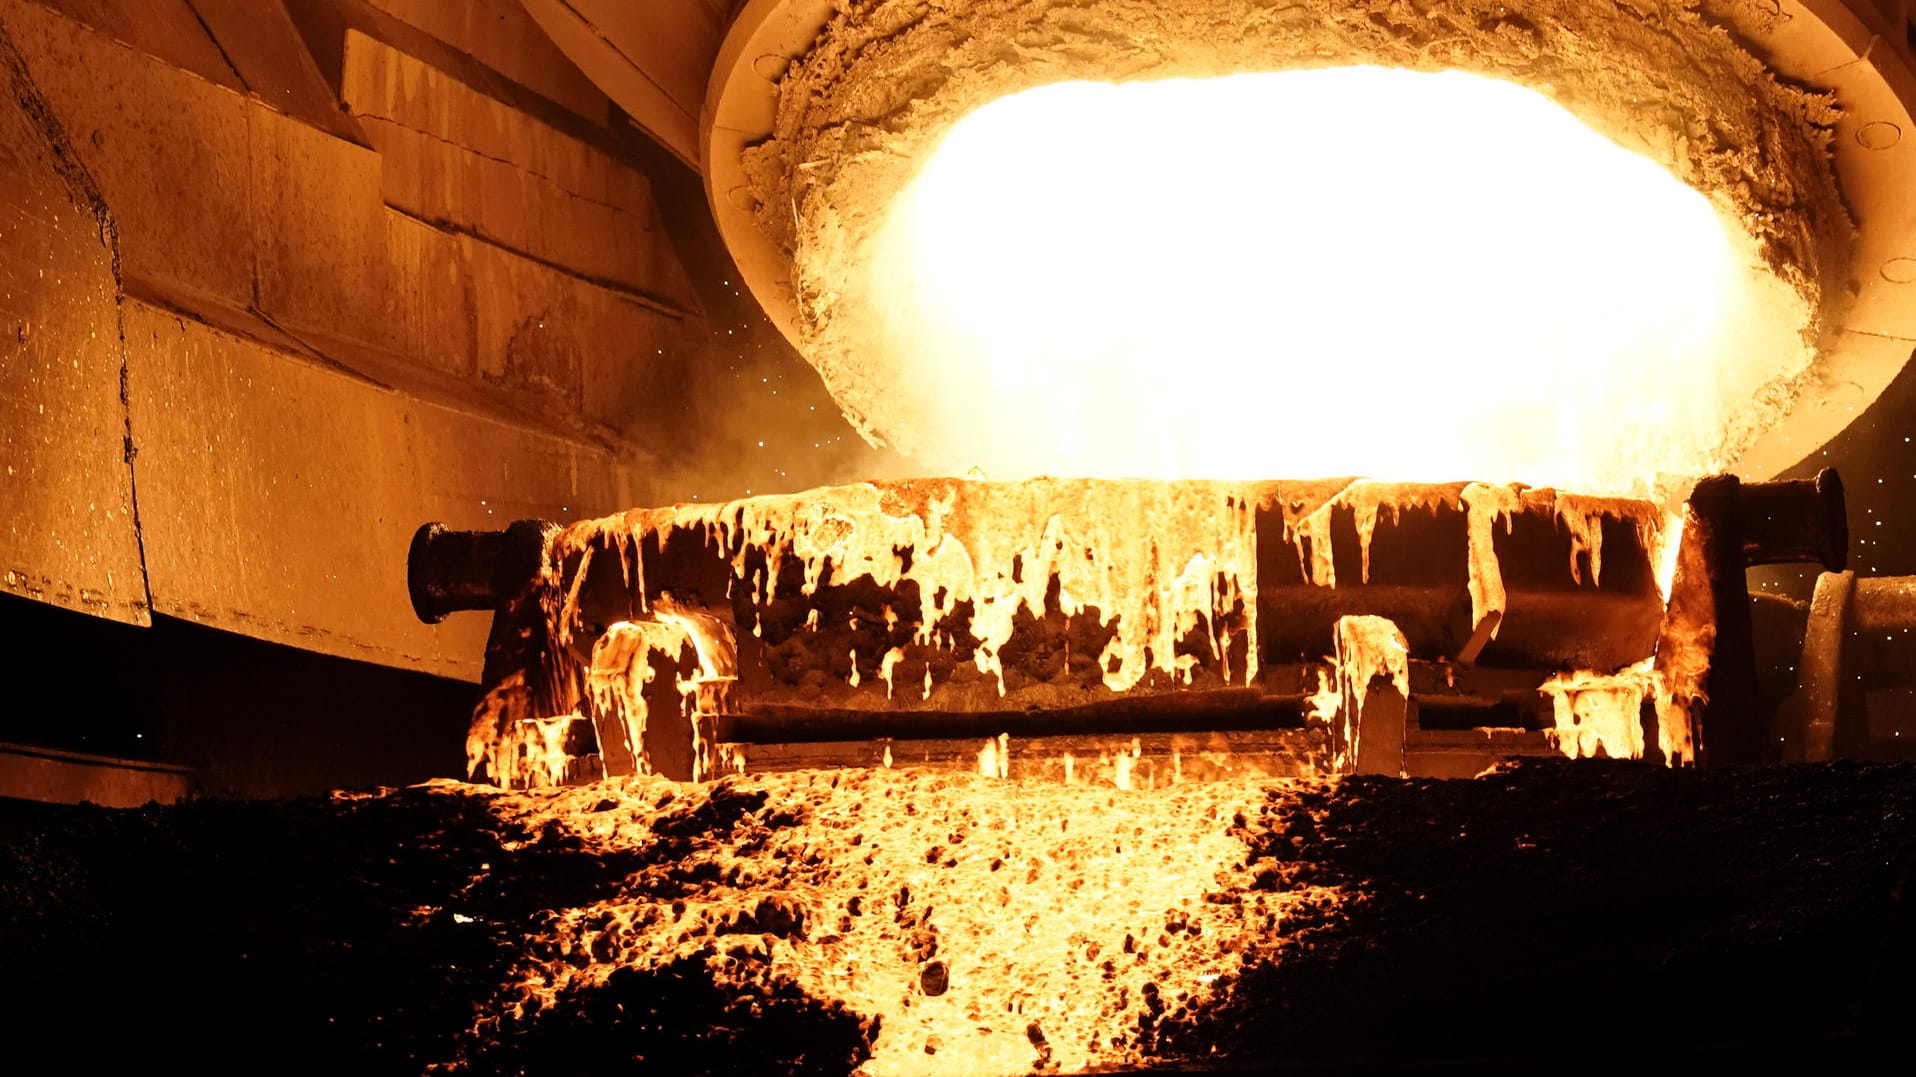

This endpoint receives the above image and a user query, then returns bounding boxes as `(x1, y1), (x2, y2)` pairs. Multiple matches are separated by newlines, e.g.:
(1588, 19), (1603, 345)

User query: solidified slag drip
(1538, 501), (1706, 766)
(466, 672), (573, 788)
(1283, 482), (1461, 589)
(641, 479), (1263, 696)
(463, 477), (1703, 786)
(1262, 481), (1695, 767)
(1281, 482), (1675, 650)
(536, 480), (1262, 782)
(1331, 615), (1409, 773)
(1540, 656), (1699, 766)
(1540, 662), (1660, 760)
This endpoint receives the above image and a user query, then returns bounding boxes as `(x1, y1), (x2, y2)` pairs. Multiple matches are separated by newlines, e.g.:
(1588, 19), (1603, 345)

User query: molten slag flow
(476, 769), (1333, 1076)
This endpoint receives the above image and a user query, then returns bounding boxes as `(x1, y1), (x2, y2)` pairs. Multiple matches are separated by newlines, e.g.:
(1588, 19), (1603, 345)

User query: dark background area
(1761, 342), (1916, 594)
(0, 593), (475, 797)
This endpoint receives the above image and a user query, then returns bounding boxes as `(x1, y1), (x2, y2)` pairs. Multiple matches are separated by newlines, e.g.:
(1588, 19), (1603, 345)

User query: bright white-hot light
(851, 67), (1813, 494)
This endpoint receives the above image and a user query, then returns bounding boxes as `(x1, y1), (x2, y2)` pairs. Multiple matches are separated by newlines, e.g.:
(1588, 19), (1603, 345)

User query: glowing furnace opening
(851, 67), (1815, 495)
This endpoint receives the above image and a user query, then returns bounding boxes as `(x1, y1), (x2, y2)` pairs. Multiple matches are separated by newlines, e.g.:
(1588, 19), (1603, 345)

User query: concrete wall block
(124, 300), (640, 680)
(579, 304), (696, 435)
(341, 31), (689, 303)
(1, 0), (254, 309)
(360, 0), (607, 123)
(568, 284), (694, 433)
(184, 0), (364, 143)
(343, 33), (512, 171)
(473, 151), (534, 252)
(247, 100), (401, 354)
(467, 234), (585, 411)
(480, 152), (650, 290)
(0, 49), (147, 624)
(384, 210), (476, 382)
(29, 0), (242, 92)
(616, 201), (698, 312)
(515, 0), (716, 165)
(461, 235), (685, 433)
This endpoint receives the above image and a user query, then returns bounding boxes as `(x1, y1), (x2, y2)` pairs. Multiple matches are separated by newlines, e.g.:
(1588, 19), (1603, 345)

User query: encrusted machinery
(1778, 569), (1916, 759)
(410, 471), (1845, 788)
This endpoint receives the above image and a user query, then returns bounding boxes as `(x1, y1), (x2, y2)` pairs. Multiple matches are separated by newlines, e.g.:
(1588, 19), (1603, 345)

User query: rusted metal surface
(1679, 469), (1849, 764)
(1779, 572), (1916, 760)
(717, 690), (1307, 745)
(735, 728), (1328, 784)
(1738, 469), (1848, 570)
(0, 17), (147, 624)
(1779, 569), (1855, 761)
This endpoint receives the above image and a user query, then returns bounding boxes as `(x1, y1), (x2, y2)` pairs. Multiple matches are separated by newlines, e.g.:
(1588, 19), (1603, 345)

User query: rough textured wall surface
(0, 20), (146, 624)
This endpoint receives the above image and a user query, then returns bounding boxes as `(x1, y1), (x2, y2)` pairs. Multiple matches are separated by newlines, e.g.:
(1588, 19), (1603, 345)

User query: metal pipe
(717, 689), (1307, 744)
(1682, 468), (1848, 765)
(405, 519), (550, 624)
(1738, 468), (1846, 570)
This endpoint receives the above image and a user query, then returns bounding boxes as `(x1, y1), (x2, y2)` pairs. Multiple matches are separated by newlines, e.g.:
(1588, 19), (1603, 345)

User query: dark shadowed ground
(1, 760), (1911, 1075)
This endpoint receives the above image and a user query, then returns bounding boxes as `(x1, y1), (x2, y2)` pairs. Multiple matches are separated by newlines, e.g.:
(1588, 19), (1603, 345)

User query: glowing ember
(849, 68), (1813, 493)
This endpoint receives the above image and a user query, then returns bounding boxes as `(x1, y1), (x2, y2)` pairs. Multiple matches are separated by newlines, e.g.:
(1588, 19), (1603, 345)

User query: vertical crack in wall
(0, 21), (152, 619)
